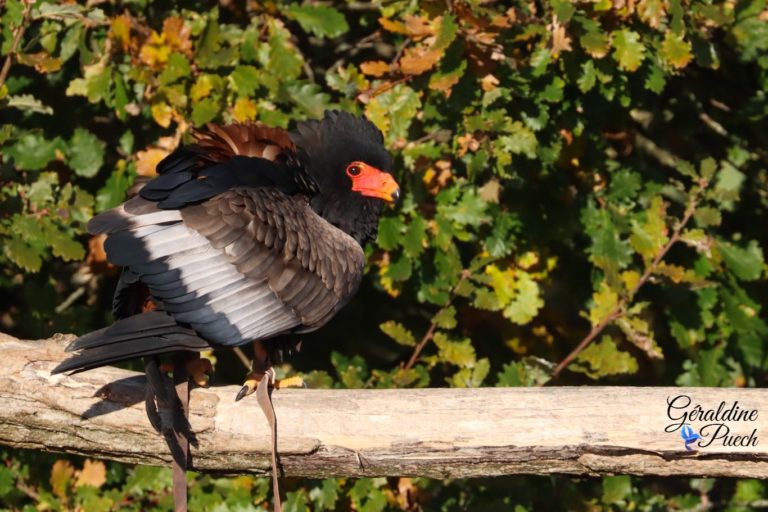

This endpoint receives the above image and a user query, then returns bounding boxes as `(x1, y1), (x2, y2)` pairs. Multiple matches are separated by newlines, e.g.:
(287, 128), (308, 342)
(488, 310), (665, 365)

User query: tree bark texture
(1, 333), (767, 478)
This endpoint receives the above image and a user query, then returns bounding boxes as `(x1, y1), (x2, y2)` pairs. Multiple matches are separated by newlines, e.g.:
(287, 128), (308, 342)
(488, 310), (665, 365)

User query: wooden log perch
(1, 332), (767, 479)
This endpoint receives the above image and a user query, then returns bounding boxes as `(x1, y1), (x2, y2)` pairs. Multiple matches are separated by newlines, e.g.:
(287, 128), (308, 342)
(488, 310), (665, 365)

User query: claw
(188, 358), (213, 388)
(274, 375), (306, 389)
(145, 386), (163, 434)
(235, 374), (260, 402)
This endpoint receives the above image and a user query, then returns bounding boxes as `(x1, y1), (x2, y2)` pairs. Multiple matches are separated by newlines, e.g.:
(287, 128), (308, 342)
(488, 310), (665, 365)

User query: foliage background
(1, 0), (767, 509)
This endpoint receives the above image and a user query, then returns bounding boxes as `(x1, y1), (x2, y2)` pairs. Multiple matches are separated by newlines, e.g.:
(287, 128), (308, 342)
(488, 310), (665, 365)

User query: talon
(274, 375), (306, 389)
(235, 374), (261, 402)
(145, 386), (163, 434)
(187, 357), (213, 388)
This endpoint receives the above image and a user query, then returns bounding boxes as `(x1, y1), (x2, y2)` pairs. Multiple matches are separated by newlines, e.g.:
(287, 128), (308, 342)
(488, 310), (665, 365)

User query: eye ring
(347, 164), (362, 177)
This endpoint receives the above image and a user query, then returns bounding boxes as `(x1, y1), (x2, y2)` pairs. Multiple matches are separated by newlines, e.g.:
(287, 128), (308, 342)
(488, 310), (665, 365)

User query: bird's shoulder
(138, 122), (317, 210)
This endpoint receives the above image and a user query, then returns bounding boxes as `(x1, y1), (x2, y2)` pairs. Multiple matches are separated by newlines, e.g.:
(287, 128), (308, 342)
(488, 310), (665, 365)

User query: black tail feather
(53, 312), (211, 375)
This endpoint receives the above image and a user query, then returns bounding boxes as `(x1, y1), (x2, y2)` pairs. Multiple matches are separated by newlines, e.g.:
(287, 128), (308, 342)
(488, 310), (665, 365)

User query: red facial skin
(346, 161), (400, 203)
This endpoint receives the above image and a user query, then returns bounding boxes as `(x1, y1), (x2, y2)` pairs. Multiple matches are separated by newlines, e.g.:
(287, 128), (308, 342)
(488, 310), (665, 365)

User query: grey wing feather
(91, 187), (364, 347)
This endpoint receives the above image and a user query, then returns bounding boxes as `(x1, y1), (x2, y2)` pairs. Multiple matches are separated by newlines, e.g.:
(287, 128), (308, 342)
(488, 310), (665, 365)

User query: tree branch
(550, 178), (709, 380)
(404, 269), (470, 370)
(2, 332), (767, 479)
(0, 0), (33, 91)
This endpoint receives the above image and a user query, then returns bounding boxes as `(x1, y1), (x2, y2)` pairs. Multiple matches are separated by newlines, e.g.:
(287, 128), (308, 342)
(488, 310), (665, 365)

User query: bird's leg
(235, 341), (305, 402)
(235, 340), (270, 402)
(160, 355), (214, 388)
(144, 357), (175, 434)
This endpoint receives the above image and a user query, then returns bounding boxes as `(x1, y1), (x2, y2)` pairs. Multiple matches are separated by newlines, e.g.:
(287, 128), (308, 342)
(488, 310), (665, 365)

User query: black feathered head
(290, 111), (399, 244)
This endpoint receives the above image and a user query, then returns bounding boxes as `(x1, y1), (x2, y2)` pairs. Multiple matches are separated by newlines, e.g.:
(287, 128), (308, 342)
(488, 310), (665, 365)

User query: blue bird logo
(681, 425), (701, 451)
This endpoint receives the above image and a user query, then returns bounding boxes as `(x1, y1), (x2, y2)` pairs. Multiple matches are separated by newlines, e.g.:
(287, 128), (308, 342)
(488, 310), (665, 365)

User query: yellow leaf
(17, 52), (62, 73)
(404, 15), (435, 38)
(589, 281), (619, 326)
(637, 0), (667, 28)
(75, 460), (106, 488)
(429, 72), (460, 96)
(360, 60), (390, 77)
(232, 97), (257, 122)
(111, 14), (132, 52)
(190, 75), (214, 101)
(480, 74), (500, 92)
(550, 20), (573, 58)
(516, 251), (539, 270)
(163, 16), (192, 54)
(151, 102), (173, 128)
(139, 30), (170, 67)
(378, 17), (407, 34)
(378, 256), (401, 297)
(629, 196), (669, 261)
(661, 31), (692, 69)
(50, 459), (75, 499)
(136, 148), (169, 177)
(400, 47), (443, 75)
(621, 270), (641, 294)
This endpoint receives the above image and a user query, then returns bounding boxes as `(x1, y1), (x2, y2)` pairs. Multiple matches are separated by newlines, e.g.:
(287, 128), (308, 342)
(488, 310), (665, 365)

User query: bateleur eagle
(53, 110), (399, 381)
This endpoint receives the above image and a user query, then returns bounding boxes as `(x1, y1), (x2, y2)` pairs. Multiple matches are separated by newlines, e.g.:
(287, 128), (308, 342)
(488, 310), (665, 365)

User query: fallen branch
(1, 332), (767, 478)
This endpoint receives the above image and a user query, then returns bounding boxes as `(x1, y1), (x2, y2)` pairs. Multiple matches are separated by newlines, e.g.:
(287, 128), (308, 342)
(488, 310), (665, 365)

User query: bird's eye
(347, 164), (362, 177)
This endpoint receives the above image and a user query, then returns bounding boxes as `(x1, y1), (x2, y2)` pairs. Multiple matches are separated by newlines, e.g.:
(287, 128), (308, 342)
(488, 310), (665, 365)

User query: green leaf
(589, 281), (619, 327)
(645, 59), (666, 93)
(661, 31), (692, 69)
(158, 53), (191, 85)
(308, 479), (339, 510)
(433, 332), (476, 367)
(283, 488), (309, 512)
(434, 306), (457, 329)
(449, 357), (489, 387)
(612, 29), (645, 71)
(286, 82), (330, 118)
(68, 128), (105, 177)
(442, 188), (489, 226)
(694, 206), (722, 227)
(580, 28), (610, 58)
(5, 237), (42, 272)
(603, 475), (632, 505)
(503, 272), (543, 325)
(386, 254), (412, 281)
(589, 222), (633, 274)
(46, 227), (85, 262)
(365, 83), (421, 143)
(7, 94), (53, 115)
(496, 358), (553, 387)
(267, 19), (303, 80)
(96, 164), (133, 211)
(191, 97), (220, 126)
(403, 215), (427, 258)
(4, 132), (61, 170)
(284, 5), (349, 38)
(377, 216), (403, 250)
(230, 65), (259, 96)
(26, 172), (57, 206)
(379, 321), (416, 346)
(577, 60), (597, 92)
(66, 62), (112, 104)
(718, 240), (764, 281)
(629, 197), (668, 261)
(530, 47), (552, 76)
(570, 336), (639, 378)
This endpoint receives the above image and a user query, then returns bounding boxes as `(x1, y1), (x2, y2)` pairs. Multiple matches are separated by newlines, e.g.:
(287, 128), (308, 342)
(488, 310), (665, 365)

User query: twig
(0, 0), (33, 91)
(55, 286), (86, 314)
(233, 346), (251, 370)
(404, 269), (470, 370)
(549, 177), (710, 381)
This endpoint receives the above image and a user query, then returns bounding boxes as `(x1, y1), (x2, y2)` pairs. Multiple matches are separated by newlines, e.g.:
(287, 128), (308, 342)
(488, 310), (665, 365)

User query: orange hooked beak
(346, 161), (400, 203)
